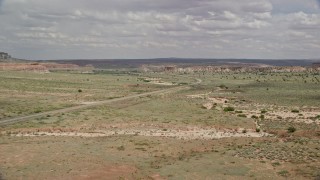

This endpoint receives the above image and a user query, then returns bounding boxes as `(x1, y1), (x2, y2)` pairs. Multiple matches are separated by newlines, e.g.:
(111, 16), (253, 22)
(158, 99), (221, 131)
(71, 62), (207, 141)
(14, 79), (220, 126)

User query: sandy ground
(143, 77), (174, 86)
(187, 92), (320, 125)
(9, 127), (271, 140)
(187, 93), (229, 104)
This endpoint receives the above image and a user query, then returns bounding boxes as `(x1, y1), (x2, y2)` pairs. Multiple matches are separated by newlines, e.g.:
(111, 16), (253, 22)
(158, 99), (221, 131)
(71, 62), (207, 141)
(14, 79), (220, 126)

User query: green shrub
(256, 128), (261, 132)
(117, 145), (125, 151)
(272, 162), (281, 166)
(238, 114), (247, 118)
(34, 109), (42, 113)
(277, 170), (289, 177)
(291, 109), (299, 113)
(224, 107), (235, 112)
(261, 110), (267, 114)
(287, 126), (296, 133)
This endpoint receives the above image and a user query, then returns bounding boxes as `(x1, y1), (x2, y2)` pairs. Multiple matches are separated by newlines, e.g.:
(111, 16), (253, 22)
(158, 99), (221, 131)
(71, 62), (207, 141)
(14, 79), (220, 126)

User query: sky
(0, 0), (320, 60)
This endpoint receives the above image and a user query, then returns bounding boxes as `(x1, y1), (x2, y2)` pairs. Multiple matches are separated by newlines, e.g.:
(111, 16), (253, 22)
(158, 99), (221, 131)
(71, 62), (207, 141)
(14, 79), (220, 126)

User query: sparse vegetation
(287, 126), (296, 133)
(117, 145), (125, 151)
(278, 170), (289, 177)
(261, 110), (267, 114)
(272, 162), (281, 167)
(1, 65), (319, 180)
(224, 107), (235, 112)
(238, 114), (247, 118)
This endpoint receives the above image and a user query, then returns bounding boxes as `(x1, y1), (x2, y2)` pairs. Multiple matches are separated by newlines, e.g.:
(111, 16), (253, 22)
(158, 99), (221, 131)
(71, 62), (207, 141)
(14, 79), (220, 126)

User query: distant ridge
(44, 58), (320, 69)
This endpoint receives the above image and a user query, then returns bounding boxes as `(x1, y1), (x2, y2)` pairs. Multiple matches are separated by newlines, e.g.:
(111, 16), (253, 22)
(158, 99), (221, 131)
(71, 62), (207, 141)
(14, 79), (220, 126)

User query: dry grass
(0, 70), (319, 179)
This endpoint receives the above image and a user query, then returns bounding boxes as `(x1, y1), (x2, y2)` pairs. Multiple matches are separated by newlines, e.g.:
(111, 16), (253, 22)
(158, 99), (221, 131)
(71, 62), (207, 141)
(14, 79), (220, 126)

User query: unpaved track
(0, 86), (187, 126)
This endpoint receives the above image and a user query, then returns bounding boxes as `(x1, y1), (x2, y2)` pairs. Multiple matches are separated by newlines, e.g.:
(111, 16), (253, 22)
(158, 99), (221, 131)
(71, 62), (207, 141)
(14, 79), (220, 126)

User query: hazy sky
(0, 0), (319, 60)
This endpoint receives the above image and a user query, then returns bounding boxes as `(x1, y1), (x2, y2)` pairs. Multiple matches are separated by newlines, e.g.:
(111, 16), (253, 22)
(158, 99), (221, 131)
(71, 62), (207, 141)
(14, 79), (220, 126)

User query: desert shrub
(277, 170), (289, 177)
(34, 109), (42, 113)
(117, 145), (125, 151)
(78, 89), (82, 93)
(224, 107), (235, 112)
(238, 114), (247, 118)
(291, 109), (299, 113)
(287, 126), (296, 133)
(272, 162), (281, 167)
(251, 115), (258, 119)
(261, 110), (267, 114)
(235, 110), (243, 113)
(259, 115), (265, 119)
(242, 129), (247, 133)
(256, 128), (261, 132)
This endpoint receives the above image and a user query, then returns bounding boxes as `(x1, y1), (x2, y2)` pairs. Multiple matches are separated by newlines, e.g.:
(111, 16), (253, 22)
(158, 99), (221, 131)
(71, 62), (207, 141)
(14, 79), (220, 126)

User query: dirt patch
(202, 102), (214, 110)
(187, 93), (229, 104)
(143, 77), (174, 86)
(73, 165), (137, 180)
(8, 127), (271, 140)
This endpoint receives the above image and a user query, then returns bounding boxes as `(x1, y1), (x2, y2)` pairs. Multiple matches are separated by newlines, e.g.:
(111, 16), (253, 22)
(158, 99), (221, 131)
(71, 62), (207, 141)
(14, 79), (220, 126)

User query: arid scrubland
(0, 62), (319, 179)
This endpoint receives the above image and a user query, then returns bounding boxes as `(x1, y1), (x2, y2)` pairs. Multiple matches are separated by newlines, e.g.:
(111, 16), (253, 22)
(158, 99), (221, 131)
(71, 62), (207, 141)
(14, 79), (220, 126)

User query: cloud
(0, 0), (319, 59)
(316, 0), (320, 7)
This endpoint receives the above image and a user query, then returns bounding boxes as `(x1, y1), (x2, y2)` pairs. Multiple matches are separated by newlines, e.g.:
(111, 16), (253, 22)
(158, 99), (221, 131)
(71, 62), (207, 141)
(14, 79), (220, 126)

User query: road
(0, 86), (188, 126)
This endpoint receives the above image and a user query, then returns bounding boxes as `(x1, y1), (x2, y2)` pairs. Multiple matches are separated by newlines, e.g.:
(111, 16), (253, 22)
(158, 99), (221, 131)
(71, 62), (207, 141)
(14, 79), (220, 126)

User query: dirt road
(0, 86), (187, 126)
